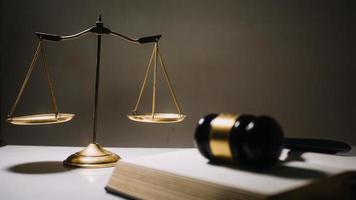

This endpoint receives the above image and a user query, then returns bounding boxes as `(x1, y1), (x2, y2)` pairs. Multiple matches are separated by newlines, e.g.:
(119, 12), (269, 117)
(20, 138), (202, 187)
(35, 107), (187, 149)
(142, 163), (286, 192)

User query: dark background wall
(1, 0), (356, 147)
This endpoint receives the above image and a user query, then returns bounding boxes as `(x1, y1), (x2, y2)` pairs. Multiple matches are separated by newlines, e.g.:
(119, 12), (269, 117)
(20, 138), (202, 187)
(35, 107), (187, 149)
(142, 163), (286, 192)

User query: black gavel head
(194, 113), (284, 167)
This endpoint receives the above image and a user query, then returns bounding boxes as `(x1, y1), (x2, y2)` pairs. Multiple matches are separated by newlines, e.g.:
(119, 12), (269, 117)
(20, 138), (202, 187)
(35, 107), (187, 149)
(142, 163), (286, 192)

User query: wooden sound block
(106, 149), (356, 200)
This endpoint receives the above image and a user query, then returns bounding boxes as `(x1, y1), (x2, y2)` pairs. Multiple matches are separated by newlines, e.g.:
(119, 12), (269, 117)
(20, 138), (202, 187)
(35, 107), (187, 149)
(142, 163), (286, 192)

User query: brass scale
(6, 15), (186, 168)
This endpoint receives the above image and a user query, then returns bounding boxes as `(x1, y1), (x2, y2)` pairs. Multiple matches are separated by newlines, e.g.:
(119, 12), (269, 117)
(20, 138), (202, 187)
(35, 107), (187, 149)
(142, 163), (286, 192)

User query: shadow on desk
(7, 161), (71, 174)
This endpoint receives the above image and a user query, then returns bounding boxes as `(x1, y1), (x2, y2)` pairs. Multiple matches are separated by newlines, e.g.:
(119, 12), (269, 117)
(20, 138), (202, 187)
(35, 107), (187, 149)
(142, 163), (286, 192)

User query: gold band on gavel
(209, 114), (238, 160)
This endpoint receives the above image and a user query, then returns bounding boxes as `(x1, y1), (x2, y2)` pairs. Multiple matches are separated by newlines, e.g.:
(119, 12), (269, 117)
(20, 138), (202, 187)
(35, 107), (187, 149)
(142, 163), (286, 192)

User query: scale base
(63, 143), (120, 168)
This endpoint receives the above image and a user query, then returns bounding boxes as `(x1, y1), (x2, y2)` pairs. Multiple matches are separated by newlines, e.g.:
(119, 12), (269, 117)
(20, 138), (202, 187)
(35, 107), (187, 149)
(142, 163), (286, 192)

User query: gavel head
(194, 113), (284, 167)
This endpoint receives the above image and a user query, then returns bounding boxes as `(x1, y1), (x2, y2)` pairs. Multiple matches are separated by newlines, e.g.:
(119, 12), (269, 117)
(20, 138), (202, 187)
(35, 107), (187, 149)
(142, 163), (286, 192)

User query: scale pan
(127, 113), (186, 123)
(7, 113), (74, 125)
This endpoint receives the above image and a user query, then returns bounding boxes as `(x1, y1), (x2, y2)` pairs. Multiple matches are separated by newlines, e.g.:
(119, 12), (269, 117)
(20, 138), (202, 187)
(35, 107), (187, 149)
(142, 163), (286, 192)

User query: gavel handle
(284, 138), (351, 154)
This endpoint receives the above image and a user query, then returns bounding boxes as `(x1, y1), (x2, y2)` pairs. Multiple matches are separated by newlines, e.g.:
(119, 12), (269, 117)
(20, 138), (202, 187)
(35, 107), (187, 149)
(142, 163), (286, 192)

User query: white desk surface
(1, 145), (356, 200)
(0, 145), (184, 200)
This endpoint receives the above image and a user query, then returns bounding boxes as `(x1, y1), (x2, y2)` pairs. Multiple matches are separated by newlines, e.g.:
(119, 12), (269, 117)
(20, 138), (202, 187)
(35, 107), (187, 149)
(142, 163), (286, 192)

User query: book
(106, 149), (356, 200)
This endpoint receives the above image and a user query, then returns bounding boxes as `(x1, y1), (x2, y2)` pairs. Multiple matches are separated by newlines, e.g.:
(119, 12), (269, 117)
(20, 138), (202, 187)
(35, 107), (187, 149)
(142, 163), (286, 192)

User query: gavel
(194, 113), (351, 167)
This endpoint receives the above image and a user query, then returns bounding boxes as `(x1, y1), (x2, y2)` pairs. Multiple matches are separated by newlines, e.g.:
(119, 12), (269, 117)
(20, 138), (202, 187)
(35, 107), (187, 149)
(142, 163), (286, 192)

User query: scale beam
(35, 15), (161, 44)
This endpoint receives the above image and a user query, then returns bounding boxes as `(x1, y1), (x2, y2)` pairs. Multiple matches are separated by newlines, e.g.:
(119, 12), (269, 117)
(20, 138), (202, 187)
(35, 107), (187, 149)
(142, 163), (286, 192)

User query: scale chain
(8, 41), (60, 118)
(152, 42), (158, 118)
(40, 42), (59, 116)
(132, 43), (183, 116)
(8, 42), (42, 118)
(132, 43), (156, 113)
(157, 48), (183, 115)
